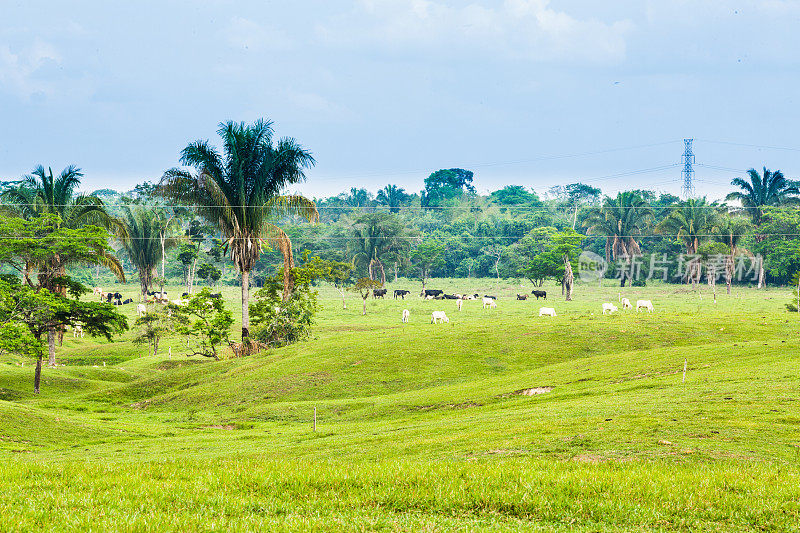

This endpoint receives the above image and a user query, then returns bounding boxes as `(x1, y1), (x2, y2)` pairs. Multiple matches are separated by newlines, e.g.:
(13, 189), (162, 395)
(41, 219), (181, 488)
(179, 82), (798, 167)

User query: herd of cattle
(92, 287), (223, 317)
(377, 288), (657, 324)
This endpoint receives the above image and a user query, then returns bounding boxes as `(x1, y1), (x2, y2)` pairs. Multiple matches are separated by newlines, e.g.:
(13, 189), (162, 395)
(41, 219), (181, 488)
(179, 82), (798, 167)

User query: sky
(1, 0), (799, 201)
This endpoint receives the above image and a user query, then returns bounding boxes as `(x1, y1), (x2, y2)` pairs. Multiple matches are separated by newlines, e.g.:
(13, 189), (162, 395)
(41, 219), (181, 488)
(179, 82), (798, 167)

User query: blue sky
(1, 1), (799, 200)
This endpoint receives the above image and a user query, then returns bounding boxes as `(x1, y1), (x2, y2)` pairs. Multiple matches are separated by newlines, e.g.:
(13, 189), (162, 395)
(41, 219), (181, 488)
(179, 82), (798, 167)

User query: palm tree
(348, 213), (409, 285)
(1, 165), (119, 229)
(657, 198), (720, 286)
(159, 119), (318, 339)
(583, 192), (653, 286)
(714, 215), (752, 294)
(376, 184), (409, 213)
(726, 167), (799, 287)
(118, 205), (182, 296)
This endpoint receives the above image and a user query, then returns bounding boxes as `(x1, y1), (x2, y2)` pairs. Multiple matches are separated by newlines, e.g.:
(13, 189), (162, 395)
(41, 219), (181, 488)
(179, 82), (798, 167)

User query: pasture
(1, 279), (799, 531)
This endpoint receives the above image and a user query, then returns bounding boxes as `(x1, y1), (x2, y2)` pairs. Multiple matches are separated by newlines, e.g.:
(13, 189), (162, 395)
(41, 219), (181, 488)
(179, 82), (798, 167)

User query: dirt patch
(572, 454), (606, 463)
(204, 425), (235, 430)
(499, 387), (553, 398)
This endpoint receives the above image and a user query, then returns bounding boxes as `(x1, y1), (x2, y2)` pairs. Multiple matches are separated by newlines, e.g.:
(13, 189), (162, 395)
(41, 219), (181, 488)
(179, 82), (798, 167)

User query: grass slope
(1, 280), (799, 530)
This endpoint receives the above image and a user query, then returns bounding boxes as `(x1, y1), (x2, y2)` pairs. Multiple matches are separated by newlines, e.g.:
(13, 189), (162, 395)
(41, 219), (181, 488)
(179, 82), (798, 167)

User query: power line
(695, 139), (800, 153)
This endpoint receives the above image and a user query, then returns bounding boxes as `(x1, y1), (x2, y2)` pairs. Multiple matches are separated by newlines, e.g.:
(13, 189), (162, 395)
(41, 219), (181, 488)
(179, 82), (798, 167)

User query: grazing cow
(621, 297), (632, 310)
(516, 294), (528, 300)
(482, 297), (497, 309)
(372, 288), (388, 299)
(431, 311), (449, 324)
(421, 289), (444, 299)
(105, 293), (113, 303)
(443, 294), (458, 300)
(539, 307), (557, 317)
(484, 295), (497, 300)
(181, 292), (190, 298)
(456, 299), (463, 311)
(531, 290), (547, 300)
(209, 293), (222, 299)
(73, 325), (84, 338)
(122, 298), (133, 305)
(136, 304), (147, 317)
(394, 290), (410, 299)
(636, 300), (654, 312)
(401, 309), (410, 323)
(602, 303), (618, 315)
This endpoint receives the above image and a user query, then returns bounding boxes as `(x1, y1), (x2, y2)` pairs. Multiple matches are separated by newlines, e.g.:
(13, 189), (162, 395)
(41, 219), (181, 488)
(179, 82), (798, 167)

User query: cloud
(221, 16), (293, 51)
(318, 0), (633, 64)
(0, 40), (61, 99)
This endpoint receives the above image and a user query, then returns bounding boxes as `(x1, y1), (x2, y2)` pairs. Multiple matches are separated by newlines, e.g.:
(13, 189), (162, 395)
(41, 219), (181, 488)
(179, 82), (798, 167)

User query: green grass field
(1, 279), (799, 531)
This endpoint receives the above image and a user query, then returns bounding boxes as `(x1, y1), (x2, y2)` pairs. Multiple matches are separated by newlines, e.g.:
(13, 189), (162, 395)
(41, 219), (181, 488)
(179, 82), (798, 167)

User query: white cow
(539, 307), (557, 317)
(401, 309), (410, 323)
(73, 325), (84, 338)
(621, 297), (632, 310)
(456, 299), (463, 311)
(602, 303), (618, 315)
(431, 311), (449, 324)
(482, 297), (497, 309)
(636, 299), (654, 312)
(136, 303), (147, 317)
(93, 287), (103, 296)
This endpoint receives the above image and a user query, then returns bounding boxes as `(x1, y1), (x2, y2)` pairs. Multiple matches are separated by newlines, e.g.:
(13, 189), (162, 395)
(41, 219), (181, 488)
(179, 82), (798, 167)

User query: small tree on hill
(349, 278), (383, 315)
(132, 305), (177, 357)
(172, 288), (233, 360)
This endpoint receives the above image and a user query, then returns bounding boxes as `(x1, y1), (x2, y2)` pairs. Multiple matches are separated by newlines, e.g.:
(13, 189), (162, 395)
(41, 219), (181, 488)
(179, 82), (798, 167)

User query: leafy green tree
(726, 167), (799, 287)
(376, 184), (410, 213)
(410, 239), (445, 289)
(197, 263), (222, 286)
(0, 276), (127, 393)
(119, 205), (182, 296)
(250, 255), (326, 347)
(584, 192), (653, 286)
(421, 168), (475, 207)
(344, 187), (375, 208)
(160, 119), (318, 339)
(750, 208), (800, 285)
(0, 215), (125, 366)
(521, 230), (583, 298)
(132, 305), (177, 357)
(177, 244), (199, 290)
(490, 185), (541, 206)
(172, 288), (233, 360)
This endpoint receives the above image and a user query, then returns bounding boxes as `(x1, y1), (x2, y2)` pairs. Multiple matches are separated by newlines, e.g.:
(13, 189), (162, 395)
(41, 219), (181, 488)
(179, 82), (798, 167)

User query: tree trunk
(154, 335), (159, 357)
(278, 234), (295, 301)
(726, 254), (733, 295)
(34, 353), (42, 394)
(394, 262), (398, 282)
(338, 288), (347, 309)
(564, 255), (574, 301)
(47, 328), (56, 367)
(378, 260), (386, 285)
(362, 297), (367, 315)
(241, 270), (250, 339)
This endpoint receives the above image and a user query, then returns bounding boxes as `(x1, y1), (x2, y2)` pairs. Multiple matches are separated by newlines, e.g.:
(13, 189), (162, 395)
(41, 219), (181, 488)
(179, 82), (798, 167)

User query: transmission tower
(681, 138), (695, 199)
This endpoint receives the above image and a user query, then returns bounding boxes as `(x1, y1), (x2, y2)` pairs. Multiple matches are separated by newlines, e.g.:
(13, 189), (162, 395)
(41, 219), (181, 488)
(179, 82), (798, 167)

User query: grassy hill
(1, 280), (799, 530)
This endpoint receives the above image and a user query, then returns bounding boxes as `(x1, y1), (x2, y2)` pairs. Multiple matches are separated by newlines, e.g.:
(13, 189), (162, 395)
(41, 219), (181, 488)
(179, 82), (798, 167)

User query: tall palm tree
(726, 167), (799, 287)
(714, 215), (752, 294)
(118, 205), (182, 296)
(657, 198), (720, 286)
(376, 184), (409, 213)
(159, 119), (318, 339)
(348, 213), (409, 285)
(583, 192), (653, 286)
(1, 165), (119, 229)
